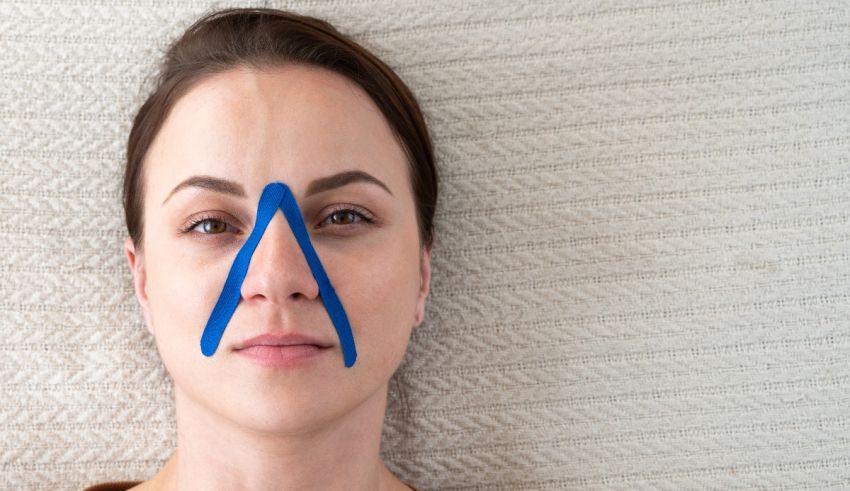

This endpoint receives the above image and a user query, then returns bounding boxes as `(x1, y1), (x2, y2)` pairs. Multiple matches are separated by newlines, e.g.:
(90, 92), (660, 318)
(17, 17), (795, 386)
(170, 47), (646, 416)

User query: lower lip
(235, 344), (329, 368)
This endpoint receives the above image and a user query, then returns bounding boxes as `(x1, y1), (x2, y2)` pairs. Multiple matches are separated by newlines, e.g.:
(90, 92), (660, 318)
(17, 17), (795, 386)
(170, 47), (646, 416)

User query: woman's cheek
(149, 253), (220, 346)
(150, 268), (215, 380)
(352, 247), (416, 346)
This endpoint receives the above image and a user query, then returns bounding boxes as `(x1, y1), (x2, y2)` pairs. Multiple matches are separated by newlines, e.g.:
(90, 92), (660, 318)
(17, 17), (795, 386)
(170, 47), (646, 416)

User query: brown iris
(201, 219), (228, 234)
(329, 210), (358, 225)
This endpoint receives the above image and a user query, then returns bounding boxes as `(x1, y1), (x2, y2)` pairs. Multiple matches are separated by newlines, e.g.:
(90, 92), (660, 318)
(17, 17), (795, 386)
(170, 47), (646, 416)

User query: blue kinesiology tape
(199, 181), (358, 368)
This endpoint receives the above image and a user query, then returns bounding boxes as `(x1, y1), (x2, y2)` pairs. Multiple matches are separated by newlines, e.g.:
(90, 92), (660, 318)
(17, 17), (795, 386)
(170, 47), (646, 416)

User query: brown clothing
(83, 480), (420, 491)
(82, 482), (142, 491)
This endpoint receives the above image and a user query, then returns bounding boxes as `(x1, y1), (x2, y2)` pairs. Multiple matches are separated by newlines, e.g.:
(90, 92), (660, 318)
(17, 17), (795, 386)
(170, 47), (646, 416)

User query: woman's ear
(124, 237), (155, 336)
(413, 244), (432, 328)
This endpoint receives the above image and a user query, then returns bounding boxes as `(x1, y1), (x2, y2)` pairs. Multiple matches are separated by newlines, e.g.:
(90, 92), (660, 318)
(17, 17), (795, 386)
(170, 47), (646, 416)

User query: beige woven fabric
(2, 1), (849, 489)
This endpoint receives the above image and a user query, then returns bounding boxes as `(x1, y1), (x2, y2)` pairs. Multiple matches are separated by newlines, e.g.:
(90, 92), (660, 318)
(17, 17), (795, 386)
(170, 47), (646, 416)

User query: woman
(85, 7), (436, 491)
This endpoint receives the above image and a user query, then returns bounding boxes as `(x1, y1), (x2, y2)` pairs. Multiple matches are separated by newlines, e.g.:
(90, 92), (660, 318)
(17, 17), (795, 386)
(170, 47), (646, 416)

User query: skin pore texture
(123, 64), (432, 491)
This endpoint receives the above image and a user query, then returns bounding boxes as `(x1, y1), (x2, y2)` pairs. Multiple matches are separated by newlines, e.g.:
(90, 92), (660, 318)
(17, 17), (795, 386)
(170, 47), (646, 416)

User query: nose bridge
(255, 208), (301, 264)
(244, 205), (315, 298)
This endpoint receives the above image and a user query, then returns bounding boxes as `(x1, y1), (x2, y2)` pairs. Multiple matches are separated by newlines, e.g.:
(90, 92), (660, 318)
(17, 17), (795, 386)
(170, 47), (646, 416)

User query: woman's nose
(239, 209), (320, 304)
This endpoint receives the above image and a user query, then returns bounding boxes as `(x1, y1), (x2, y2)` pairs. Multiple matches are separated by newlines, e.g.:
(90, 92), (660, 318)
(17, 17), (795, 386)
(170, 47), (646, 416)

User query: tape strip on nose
(199, 181), (358, 368)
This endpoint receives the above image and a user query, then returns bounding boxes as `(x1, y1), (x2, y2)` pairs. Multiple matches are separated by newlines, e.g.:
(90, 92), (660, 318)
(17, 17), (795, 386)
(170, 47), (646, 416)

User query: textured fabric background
(1, 1), (849, 490)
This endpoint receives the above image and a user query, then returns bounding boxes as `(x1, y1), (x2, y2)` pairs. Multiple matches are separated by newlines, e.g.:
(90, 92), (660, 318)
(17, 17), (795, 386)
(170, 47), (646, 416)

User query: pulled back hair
(124, 7), (437, 252)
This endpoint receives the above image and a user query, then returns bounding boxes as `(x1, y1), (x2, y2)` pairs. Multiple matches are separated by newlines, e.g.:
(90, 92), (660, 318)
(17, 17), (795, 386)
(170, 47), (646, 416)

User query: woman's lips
(235, 344), (330, 368)
(234, 332), (332, 350)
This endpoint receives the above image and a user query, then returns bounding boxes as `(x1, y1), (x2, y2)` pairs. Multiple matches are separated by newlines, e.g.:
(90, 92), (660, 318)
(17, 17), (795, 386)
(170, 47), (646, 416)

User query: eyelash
(180, 204), (376, 238)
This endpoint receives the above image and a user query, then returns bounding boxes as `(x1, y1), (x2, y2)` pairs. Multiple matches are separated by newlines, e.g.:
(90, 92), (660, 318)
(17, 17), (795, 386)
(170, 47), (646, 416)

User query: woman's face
(124, 64), (431, 434)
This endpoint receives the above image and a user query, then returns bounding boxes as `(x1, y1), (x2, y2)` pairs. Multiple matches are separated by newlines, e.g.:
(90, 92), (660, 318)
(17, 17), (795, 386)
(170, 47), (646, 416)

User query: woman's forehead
(145, 64), (409, 203)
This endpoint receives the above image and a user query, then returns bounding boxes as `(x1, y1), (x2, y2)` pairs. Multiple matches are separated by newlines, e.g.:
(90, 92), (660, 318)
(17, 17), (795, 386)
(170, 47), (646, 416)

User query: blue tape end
(201, 336), (217, 357)
(343, 343), (357, 367)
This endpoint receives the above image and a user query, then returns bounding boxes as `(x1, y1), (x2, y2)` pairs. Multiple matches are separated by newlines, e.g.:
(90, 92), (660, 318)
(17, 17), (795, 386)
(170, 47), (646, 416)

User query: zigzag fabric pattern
(1, 1), (849, 489)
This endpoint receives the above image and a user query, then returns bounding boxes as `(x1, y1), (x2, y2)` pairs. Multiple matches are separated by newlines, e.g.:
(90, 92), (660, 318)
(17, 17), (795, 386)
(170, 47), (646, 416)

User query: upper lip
(234, 333), (333, 350)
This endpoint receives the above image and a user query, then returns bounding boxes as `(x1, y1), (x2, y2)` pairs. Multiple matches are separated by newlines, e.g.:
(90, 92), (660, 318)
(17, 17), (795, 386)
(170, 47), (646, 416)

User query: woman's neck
(144, 381), (407, 491)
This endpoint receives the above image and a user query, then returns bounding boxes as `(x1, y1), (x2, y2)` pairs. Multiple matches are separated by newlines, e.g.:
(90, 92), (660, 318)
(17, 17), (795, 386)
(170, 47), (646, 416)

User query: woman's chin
(230, 399), (341, 436)
(217, 380), (350, 426)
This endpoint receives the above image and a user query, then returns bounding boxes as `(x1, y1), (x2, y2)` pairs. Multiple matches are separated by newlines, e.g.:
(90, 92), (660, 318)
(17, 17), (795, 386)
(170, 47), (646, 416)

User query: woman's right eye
(181, 215), (241, 237)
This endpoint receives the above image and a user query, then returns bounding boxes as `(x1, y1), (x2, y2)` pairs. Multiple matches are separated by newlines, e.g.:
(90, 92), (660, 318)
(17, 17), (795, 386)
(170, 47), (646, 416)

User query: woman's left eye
(317, 206), (374, 228)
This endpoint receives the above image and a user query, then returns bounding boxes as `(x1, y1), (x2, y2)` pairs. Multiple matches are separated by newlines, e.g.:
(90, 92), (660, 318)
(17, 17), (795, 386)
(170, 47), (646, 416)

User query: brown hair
(124, 7), (437, 252)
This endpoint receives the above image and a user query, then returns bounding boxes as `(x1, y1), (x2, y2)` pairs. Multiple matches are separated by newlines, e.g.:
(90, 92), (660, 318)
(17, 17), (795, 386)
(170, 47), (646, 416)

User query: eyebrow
(161, 169), (393, 205)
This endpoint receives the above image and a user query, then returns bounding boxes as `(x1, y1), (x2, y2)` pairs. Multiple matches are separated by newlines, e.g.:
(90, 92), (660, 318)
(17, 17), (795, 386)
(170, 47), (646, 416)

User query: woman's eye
(318, 207), (374, 228)
(186, 217), (236, 235)
(326, 210), (360, 225)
